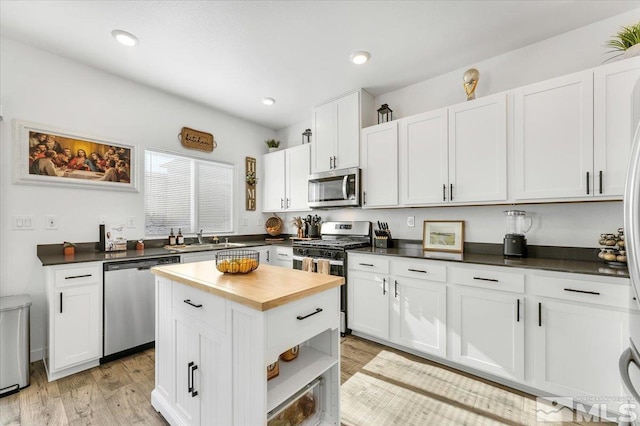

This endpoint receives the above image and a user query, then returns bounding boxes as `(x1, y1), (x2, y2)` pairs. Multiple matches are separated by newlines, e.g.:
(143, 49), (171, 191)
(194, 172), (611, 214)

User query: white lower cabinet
(173, 310), (230, 425)
(451, 285), (524, 381)
(272, 246), (293, 268)
(254, 245), (271, 264)
(44, 263), (102, 381)
(347, 252), (631, 410)
(154, 278), (340, 425)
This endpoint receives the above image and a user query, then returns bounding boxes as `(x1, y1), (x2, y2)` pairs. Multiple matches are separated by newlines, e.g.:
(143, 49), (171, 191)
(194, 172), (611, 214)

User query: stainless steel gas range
(292, 221), (372, 334)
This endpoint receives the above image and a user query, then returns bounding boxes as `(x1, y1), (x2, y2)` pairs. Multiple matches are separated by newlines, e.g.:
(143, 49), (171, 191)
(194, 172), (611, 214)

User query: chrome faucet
(197, 230), (203, 244)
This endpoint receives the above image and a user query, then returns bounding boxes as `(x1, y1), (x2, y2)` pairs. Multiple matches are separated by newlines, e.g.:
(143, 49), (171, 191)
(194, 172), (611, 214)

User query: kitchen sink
(166, 242), (246, 252)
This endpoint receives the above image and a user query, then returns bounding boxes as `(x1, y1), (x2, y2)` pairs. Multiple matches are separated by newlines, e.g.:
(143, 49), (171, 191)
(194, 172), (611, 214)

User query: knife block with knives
(375, 221), (392, 248)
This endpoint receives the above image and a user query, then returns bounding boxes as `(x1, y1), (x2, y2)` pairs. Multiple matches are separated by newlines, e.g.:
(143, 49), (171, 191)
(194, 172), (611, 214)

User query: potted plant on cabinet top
(265, 139), (281, 152)
(606, 21), (640, 60)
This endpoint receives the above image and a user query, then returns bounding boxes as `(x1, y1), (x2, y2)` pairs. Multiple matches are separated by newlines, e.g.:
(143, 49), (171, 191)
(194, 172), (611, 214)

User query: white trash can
(0, 295), (31, 397)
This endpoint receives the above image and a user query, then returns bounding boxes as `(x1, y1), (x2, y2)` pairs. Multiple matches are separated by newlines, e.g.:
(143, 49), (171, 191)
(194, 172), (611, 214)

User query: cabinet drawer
(348, 254), (389, 274)
(274, 247), (292, 259)
(266, 287), (339, 363)
(531, 274), (629, 309)
(172, 282), (226, 331)
(390, 259), (446, 282)
(450, 266), (524, 293)
(54, 265), (101, 288)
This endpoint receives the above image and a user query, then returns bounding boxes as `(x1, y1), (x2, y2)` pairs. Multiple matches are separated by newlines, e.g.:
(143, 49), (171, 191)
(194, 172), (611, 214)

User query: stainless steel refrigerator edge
(620, 75), (640, 425)
(102, 256), (180, 363)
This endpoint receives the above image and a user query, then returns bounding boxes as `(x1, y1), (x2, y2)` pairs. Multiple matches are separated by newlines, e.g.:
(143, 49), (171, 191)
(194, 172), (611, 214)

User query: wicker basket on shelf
(215, 249), (259, 274)
(265, 215), (283, 237)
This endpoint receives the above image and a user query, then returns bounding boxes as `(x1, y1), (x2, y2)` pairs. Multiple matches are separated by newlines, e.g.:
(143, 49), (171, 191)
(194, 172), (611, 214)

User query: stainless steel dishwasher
(102, 256), (180, 363)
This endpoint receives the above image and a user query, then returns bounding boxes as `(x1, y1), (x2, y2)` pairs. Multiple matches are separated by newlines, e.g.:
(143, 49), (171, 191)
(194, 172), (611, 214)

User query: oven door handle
(342, 175), (349, 200)
(292, 255), (344, 267)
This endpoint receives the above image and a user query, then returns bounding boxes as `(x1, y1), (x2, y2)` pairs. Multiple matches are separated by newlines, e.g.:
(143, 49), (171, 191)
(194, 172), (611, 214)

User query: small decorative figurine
(463, 68), (480, 101)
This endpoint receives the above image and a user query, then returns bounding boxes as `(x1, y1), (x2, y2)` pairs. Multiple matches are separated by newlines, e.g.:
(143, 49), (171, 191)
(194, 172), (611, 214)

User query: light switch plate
(127, 217), (136, 228)
(45, 215), (58, 230)
(407, 216), (415, 227)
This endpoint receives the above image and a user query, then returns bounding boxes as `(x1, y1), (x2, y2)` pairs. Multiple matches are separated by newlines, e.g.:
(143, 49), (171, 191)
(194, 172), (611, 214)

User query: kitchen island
(150, 262), (344, 425)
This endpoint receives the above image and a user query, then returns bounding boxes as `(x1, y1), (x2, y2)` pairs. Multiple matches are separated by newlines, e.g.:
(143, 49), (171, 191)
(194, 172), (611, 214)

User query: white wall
(0, 38), (277, 360)
(277, 118), (312, 149)
(277, 9), (638, 247)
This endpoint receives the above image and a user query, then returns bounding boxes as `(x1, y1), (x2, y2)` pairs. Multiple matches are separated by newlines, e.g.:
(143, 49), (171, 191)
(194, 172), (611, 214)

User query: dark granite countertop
(37, 235), (294, 266)
(348, 242), (629, 279)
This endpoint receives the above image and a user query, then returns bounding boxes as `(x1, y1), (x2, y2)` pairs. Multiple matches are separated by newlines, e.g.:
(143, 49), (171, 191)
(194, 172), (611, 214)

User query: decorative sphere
(463, 68), (480, 84)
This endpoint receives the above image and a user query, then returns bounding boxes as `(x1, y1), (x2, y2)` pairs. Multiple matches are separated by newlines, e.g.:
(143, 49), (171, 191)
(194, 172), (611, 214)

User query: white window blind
(145, 150), (234, 236)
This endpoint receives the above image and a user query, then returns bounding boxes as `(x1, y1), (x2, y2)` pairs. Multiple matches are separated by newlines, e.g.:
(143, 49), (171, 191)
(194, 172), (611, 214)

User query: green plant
(606, 22), (640, 60)
(265, 139), (280, 148)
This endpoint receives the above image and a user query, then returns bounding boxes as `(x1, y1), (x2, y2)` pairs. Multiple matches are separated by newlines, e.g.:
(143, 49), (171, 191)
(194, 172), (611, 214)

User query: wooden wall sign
(245, 157), (256, 211)
(180, 127), (216, 152)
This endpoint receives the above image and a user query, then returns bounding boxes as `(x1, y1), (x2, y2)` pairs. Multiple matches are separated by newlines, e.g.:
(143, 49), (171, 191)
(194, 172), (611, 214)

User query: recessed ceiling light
(262, 97), (276, 106)
(349, 51), (371, 65)
(111, 30), (138, 47)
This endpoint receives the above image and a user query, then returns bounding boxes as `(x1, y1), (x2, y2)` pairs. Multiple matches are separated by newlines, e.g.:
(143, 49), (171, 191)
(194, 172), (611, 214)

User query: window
(145, 150), (235, 236)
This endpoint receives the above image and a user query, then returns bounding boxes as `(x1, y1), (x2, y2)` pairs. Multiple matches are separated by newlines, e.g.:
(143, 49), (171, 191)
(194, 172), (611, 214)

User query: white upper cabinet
(398, 109), (448, 205)
(311, 90), (374, 173)
(263, 144), (310, 212)
(448, 93), (507, 203)
(361, 121), (398, 208)
(513, 70), (595, 200)
(594, 57), (640, 197)
(395, 93), (506, 206)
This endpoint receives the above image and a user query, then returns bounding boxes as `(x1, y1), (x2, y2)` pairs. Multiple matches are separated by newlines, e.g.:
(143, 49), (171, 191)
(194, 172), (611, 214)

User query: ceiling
(2, 1), (639, 130)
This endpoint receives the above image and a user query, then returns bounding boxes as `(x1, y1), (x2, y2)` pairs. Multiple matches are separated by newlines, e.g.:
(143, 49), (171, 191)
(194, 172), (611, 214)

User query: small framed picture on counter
(423, 220), (465, 253)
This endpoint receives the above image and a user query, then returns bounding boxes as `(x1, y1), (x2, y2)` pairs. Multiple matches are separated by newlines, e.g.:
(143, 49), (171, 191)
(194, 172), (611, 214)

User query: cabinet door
(53, 283), (101, 370)
(451, 286), (524, 381)
(398, 109), (448, 205)
(348, 270), (389, 339)
(594, 57), (640, 197)
(513, 71), (593, 200)
(311, 101), (336, 173)
(533, 299), (626, 398)
(272, 247), (293, 268)
(449, 94), (507, 203)
(263, 151), (286, 212)
(361, 121), (398, 208)
(390, 276), (446, 357)
(174, 311), (231, 426)
(254, 246), (271, 264)
(285, 144), (310, 211)
(335, 91), (360, 170)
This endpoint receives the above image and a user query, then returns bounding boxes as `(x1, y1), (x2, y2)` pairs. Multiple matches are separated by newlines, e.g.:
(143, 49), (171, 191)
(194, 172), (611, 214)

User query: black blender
(503, 210), (532, 258)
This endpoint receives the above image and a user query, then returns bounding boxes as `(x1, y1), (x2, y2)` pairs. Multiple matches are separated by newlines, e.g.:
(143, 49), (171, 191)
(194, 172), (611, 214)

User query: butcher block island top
(151, 261), (344, 311)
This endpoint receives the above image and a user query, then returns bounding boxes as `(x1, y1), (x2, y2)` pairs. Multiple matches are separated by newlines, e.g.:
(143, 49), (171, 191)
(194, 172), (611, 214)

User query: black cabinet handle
(394, 280), (399, 298)
(408, 268), (427, 274)
(267, 251), (270, 262)
(188, 362), (198, 397)
(443, 184), (446, 202)
(563, 288), (600, 296)
(586, 171), (590, 195)
(60, 292), (63, 314)
(450, 183), (454, 201)
(281, 198), (284, 209)
(359, 263), (374, 267)
(329, 157), (333, 169)
(382, 278), (387, 295)
(184, 299), (203, 308)
(333, 156), (337, 168)
(363, 191), (367, 205)
(538, 302), (542, 327)
(517, 299), (520, 322)
(65, 274), (92, 280)
(473, 277), (499, 283)
(297, 308), (323, 320)
(599, 170), (603, 194)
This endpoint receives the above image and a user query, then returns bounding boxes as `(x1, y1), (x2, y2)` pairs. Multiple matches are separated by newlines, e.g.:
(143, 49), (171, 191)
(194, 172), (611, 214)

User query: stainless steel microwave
(308, 167), (360, 208)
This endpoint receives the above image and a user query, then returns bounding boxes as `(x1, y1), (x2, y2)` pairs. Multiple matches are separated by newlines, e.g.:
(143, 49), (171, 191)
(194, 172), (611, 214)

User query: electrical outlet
(127, 217), (136, 228)
(242, 217), (248, 226)
(257, 219), (263, 226)
(407, 216), (415, 227)
(99, 216), (106, 225)
(45, 215), (58, 230)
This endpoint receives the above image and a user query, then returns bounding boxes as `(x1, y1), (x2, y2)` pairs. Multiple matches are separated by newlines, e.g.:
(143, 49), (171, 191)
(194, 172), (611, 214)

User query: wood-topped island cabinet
(150, 262), (344, 426)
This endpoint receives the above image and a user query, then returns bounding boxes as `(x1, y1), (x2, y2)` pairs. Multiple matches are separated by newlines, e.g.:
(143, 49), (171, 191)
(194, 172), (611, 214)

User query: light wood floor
(0, 335), (614, 425)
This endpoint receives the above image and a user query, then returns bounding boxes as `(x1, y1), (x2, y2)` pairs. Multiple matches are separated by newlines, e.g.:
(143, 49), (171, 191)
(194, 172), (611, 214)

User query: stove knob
(302, 249), (309, 256)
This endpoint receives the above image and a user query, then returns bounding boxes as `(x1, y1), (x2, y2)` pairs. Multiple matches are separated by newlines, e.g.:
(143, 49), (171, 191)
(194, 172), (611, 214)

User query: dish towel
(302, 257), (315, 272)
(317, 259), (331, 275)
